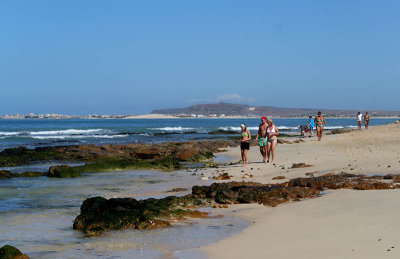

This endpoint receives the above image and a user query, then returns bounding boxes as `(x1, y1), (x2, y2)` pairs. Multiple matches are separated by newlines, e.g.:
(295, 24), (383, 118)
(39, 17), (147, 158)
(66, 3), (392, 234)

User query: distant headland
(150, 102), (400, 118)
(2, 102), (400, 119)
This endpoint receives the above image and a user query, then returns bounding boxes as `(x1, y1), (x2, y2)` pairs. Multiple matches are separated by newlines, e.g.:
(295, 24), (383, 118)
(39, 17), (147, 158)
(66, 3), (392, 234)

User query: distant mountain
(151, 102), (400, 117)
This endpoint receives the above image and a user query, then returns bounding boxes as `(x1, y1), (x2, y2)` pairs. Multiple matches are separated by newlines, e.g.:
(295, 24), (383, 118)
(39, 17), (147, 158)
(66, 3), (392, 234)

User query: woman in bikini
(314, 111), (327, 141)
(266, 119), (279, 163)
(240, 123), (251, 167)
(364, 112), (370, 130)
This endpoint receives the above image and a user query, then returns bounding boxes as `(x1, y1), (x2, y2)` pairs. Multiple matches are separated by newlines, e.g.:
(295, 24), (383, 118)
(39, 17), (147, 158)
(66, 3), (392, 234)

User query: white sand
(198, 123), (400, 258)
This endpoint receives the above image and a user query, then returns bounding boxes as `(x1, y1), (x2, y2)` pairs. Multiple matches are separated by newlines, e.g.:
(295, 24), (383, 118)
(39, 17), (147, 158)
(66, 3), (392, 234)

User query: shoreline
(2, 123), (400, 258)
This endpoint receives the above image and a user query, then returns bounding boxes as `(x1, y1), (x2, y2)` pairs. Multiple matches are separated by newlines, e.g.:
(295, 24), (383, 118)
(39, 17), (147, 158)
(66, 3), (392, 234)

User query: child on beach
(314, 112), (327, 141)
(255, 116), (268, 163)
(298, 125), (309, 137)
(266, 119), (279, 163)
(307, 115), (314, 137)
(240, 123), (251, 167)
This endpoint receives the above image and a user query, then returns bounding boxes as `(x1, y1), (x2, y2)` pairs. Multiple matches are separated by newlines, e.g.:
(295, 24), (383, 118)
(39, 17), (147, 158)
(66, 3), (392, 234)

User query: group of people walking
(239, 111), (371, 167)
(239, 116), (279, 167)
(239, 112), (329, 167)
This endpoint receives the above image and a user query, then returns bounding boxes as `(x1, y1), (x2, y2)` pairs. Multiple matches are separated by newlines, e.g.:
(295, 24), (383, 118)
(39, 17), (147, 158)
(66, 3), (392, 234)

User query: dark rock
(272, 176), (286, 180)
(208, 130), (238, 135)
(0, 170), (12, 179)
(0, 245), (29, 259)
(291, 163), (313, 169)
(277, 139), (292, 144)
(20, 171), (45, 177)
(212, 173), (231, 180)
(47, 165), (81, 178)
(73, 196), (212, 236)
(0, 140), (236, 167)
(74, 173), (400, 236)
(330, 129), (354, 134)
(167, 188), (189, 193)
(0, 170), (44, 179)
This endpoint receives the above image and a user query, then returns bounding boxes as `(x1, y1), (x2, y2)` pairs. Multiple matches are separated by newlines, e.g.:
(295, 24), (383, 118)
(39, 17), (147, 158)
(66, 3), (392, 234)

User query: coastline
(123, 115), (400, 120)
(2, 115), (399, 120)
(2, 122), (400, 258)
(194, 123), (400, 258)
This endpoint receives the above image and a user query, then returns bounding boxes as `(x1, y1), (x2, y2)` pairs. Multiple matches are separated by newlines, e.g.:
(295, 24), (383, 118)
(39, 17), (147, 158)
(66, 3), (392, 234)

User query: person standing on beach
(266, 119), (279, 163)
(364, 112), (370, 130)
(255, 116), (268, 163)
(240, 123), (251, 167)
(314, 112), (327, 141)
(357, 112), (363, 130)
(307, 115), (314, 137)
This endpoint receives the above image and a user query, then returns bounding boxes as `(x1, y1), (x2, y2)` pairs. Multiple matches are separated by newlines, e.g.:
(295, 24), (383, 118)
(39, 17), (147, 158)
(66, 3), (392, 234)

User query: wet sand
(199, 122), (400, 258)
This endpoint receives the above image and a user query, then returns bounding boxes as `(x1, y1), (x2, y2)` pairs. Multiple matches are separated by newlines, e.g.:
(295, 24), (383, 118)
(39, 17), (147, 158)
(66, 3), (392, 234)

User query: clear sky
(1, 1), (399, 115)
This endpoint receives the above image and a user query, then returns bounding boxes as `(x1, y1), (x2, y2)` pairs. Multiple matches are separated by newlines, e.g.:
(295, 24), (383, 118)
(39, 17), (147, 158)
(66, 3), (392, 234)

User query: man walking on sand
(255, 116), (268, 163)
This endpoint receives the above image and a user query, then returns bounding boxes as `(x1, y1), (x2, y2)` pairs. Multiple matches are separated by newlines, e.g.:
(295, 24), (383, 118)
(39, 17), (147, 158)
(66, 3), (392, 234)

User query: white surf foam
(218, 126), (259, 131)
(30, 129), (104, 135)
(0, 131), (22, 136)
(32, 134), (129, 140)
(151, 127), (195, 131)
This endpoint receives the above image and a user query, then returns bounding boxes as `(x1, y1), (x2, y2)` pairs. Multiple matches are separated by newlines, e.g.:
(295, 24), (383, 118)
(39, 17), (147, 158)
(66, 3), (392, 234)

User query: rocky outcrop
(0, 140), (235, 167)
(284, 173), (395, 190)
(291, 163), (313, 168)
(73, 195), (213, 236)
(74, 173), (400, 236)
(330, 128), (354, 134)
(0, 245), (29, 259)
(212, 173), (231, 180)
(166, 188), (189, 192)
(0, 170), (45, 179)
(47, 165), (81, 178)
(208, 130), (238, 135)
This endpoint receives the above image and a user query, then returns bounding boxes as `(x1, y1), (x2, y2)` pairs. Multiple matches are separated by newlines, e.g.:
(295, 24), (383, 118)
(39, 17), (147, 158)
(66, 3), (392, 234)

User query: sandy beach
(199, 122), (400, 258)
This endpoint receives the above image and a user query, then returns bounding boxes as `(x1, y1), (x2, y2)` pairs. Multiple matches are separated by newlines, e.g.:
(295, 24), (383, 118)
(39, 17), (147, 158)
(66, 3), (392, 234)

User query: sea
(0, 118), (397, 258)
(0, 118), (397, 151)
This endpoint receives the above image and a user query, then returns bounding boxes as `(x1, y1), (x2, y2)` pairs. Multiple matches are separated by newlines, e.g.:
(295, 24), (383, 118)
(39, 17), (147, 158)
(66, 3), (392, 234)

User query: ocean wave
(0, 129), (104, 137)
(151, 127), (195, 131)
(30, 129), (104, 135)
(0, 131), (25, 136)
(31, 134), (129, 140)
(218, 126), (259, 131)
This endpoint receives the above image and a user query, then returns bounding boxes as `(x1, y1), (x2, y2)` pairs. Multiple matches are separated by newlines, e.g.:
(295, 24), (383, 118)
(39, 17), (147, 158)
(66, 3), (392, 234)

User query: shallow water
(0, 170), (248, 258)
(0, 161), (86, 173)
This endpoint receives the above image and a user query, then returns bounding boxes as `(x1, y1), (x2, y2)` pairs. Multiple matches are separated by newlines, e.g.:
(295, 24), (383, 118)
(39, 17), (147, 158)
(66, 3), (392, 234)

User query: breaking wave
(150, 127), (196, 131)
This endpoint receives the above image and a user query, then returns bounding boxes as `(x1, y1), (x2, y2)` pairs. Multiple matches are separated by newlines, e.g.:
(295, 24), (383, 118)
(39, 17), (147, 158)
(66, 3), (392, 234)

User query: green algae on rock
(0, 140), (234, 167)
(0, 140), (235, 178)
(73, 173), (400, 236)
(0, 170), (45, 179)
(73, 195), (213, 236)
(0, 245), (29, 259)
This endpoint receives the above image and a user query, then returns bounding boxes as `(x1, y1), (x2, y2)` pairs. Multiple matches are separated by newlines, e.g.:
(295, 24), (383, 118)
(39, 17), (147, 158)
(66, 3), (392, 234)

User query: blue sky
(1, 1), (399, 114)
